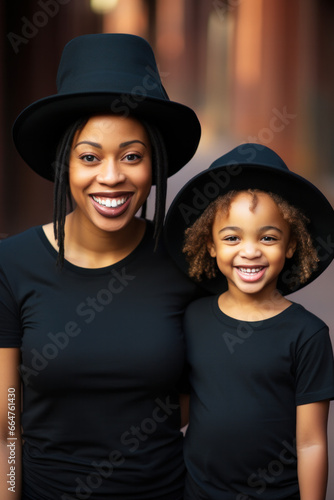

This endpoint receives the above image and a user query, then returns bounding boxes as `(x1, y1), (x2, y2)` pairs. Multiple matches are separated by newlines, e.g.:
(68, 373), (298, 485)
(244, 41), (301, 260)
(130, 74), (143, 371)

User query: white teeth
(92, 196), (127, 208)
(239, 267), (262, 273)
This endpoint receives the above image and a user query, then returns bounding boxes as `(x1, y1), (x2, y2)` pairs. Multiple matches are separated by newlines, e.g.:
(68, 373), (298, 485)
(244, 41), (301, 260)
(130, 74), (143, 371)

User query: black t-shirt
(0, 223), (201, 500)
(183, 295), (334, 500)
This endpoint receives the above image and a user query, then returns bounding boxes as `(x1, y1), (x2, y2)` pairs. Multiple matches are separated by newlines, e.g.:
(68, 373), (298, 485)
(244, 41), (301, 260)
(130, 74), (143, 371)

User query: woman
(0, 33), (201, 500)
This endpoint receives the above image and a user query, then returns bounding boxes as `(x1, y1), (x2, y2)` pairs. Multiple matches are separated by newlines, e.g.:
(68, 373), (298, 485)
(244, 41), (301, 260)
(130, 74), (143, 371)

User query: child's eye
(223, 236), (239, 242)
(262, 235), (277, 242)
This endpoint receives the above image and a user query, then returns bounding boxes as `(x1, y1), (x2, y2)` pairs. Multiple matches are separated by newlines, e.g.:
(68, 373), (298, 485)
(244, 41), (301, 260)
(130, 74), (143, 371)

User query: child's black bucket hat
(164, 143), (334, 295)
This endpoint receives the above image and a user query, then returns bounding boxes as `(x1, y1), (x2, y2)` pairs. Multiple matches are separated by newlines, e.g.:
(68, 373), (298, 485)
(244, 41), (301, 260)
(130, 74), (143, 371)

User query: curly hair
(183, 189), (319, 290)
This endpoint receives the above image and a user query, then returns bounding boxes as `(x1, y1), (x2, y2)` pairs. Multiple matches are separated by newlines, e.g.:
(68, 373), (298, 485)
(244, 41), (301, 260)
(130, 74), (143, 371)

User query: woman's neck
(43, 214), (146, 268)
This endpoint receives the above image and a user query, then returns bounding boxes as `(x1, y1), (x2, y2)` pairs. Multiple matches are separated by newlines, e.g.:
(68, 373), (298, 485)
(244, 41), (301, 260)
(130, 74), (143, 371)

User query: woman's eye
(123, 153), (142, 162)
(80, 154), (98, 163)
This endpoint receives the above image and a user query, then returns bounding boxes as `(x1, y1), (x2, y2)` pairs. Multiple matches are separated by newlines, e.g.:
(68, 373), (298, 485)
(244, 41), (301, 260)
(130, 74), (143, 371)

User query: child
(164, 143), (334, 500)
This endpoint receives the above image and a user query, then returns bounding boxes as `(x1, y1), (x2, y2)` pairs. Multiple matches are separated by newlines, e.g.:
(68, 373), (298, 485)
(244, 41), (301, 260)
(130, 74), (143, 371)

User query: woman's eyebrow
(74, 139), (147, 149)
(119, 140), (147, 148)
(74, 141), (102, 149)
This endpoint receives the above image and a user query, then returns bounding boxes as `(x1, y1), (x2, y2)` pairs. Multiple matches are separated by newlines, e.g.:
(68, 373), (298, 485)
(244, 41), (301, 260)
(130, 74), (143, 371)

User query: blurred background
(1, 0), (334, 497)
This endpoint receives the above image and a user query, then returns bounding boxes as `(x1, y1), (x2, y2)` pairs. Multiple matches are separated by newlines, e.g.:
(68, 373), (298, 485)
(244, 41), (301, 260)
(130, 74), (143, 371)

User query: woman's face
(69, 114), (152, 234)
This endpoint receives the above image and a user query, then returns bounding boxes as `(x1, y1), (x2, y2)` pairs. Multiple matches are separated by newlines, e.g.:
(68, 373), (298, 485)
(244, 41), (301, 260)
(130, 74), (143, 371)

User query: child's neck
(218, 288), (292, 322)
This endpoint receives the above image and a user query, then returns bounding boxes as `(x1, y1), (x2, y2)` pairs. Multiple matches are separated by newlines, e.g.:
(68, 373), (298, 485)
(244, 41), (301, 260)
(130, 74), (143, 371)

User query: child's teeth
(240, 268), (261, 273)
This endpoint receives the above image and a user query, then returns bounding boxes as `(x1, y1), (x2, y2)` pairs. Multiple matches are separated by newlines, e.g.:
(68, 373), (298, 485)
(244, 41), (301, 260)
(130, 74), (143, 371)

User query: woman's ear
(286, 238), (297, 259)
(207, 239), (217, 258)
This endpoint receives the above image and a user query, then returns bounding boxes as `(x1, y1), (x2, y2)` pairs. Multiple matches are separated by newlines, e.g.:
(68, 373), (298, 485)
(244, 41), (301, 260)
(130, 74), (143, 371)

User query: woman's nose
(97, 159), (126, 184)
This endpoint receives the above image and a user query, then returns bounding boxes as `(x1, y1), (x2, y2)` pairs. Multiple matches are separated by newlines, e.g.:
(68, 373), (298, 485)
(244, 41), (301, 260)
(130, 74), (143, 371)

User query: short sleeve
(0, 265), (21, 347)
(295, 326), (334, 405)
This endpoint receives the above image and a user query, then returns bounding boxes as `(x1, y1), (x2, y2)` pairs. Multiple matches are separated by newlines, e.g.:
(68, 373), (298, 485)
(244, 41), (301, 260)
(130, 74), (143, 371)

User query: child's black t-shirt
(184, 295), (334, 500)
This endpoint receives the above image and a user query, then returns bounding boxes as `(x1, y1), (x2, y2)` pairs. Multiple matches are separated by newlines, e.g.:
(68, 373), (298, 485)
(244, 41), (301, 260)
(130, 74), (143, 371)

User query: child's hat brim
(164, 143), (334, 295)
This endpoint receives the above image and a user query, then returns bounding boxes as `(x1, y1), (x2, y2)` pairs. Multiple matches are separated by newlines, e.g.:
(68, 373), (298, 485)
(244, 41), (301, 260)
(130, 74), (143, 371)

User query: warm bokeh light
(156, 0), (185, 60)
(102, 0), (148, 37)
(234, 0), (263, 86)
(90, 0), (118, 14)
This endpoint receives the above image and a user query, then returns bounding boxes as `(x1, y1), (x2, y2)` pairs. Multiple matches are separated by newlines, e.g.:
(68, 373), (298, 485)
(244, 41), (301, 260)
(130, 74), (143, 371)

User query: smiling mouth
(238, 267), (264, 274)
(236, 266), (267, 282)
(92, 195), (129, 208)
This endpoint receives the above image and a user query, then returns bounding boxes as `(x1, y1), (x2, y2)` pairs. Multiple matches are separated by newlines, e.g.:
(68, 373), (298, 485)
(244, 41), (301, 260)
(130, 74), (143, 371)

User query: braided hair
(52, 116), (168, 267)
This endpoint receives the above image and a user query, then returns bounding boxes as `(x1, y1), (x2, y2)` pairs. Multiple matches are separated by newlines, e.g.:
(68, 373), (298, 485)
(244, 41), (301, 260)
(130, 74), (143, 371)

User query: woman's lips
(90, 194), (133, 217)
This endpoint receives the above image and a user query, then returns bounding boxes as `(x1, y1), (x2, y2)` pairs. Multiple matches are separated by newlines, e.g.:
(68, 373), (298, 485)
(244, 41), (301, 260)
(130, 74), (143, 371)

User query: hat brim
(164, 163), (334, 295)
(13, 91), (201, 182)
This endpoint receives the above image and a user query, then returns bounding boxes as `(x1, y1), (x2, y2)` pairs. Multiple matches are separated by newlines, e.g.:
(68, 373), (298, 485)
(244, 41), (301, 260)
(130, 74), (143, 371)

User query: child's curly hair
(182, 189), (319, 290)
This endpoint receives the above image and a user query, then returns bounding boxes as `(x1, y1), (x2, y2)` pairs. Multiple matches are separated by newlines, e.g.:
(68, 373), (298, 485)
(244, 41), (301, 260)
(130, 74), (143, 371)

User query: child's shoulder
(185, 294), (216, 318)
(288, 301), (328, 329)
(278, 302), (330, 350)
(184, 298), (328, 336)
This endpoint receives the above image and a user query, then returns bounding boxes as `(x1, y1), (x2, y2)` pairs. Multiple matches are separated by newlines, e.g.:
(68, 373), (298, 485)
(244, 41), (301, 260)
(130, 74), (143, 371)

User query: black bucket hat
(12, 33), (201, 182)
(164, 143), (334, 295)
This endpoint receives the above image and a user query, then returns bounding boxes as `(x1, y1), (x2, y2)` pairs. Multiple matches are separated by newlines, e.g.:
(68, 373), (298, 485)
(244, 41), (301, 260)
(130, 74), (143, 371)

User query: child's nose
(239, 241), (262, 259)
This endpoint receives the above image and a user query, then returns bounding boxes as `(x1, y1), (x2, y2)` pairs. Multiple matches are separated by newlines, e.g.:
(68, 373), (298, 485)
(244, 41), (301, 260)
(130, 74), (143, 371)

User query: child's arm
(296, 400), (329, 500)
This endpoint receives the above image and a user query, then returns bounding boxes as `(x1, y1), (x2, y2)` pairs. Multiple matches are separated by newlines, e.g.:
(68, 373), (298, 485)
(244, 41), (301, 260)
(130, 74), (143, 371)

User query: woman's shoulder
(0, 225), (41, 243)
(0, 226), (43, 260)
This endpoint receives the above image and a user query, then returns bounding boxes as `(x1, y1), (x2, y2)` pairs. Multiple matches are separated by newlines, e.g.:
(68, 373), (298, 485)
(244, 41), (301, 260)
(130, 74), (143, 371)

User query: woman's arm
(0, 348), (22, 500)
(179, 393), (190, 431)
(296, 400), (329, 500)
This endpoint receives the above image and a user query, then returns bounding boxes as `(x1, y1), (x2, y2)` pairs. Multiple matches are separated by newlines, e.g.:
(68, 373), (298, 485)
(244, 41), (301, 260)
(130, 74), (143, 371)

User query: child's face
(207, 191), (296, 297)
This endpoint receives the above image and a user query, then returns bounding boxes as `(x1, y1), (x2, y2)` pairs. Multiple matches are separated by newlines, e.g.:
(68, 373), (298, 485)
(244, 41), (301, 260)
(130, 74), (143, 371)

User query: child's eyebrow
(218, 226), (241, 234)
(218, 225), (284, 234)
(259, 225), (283, 233)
